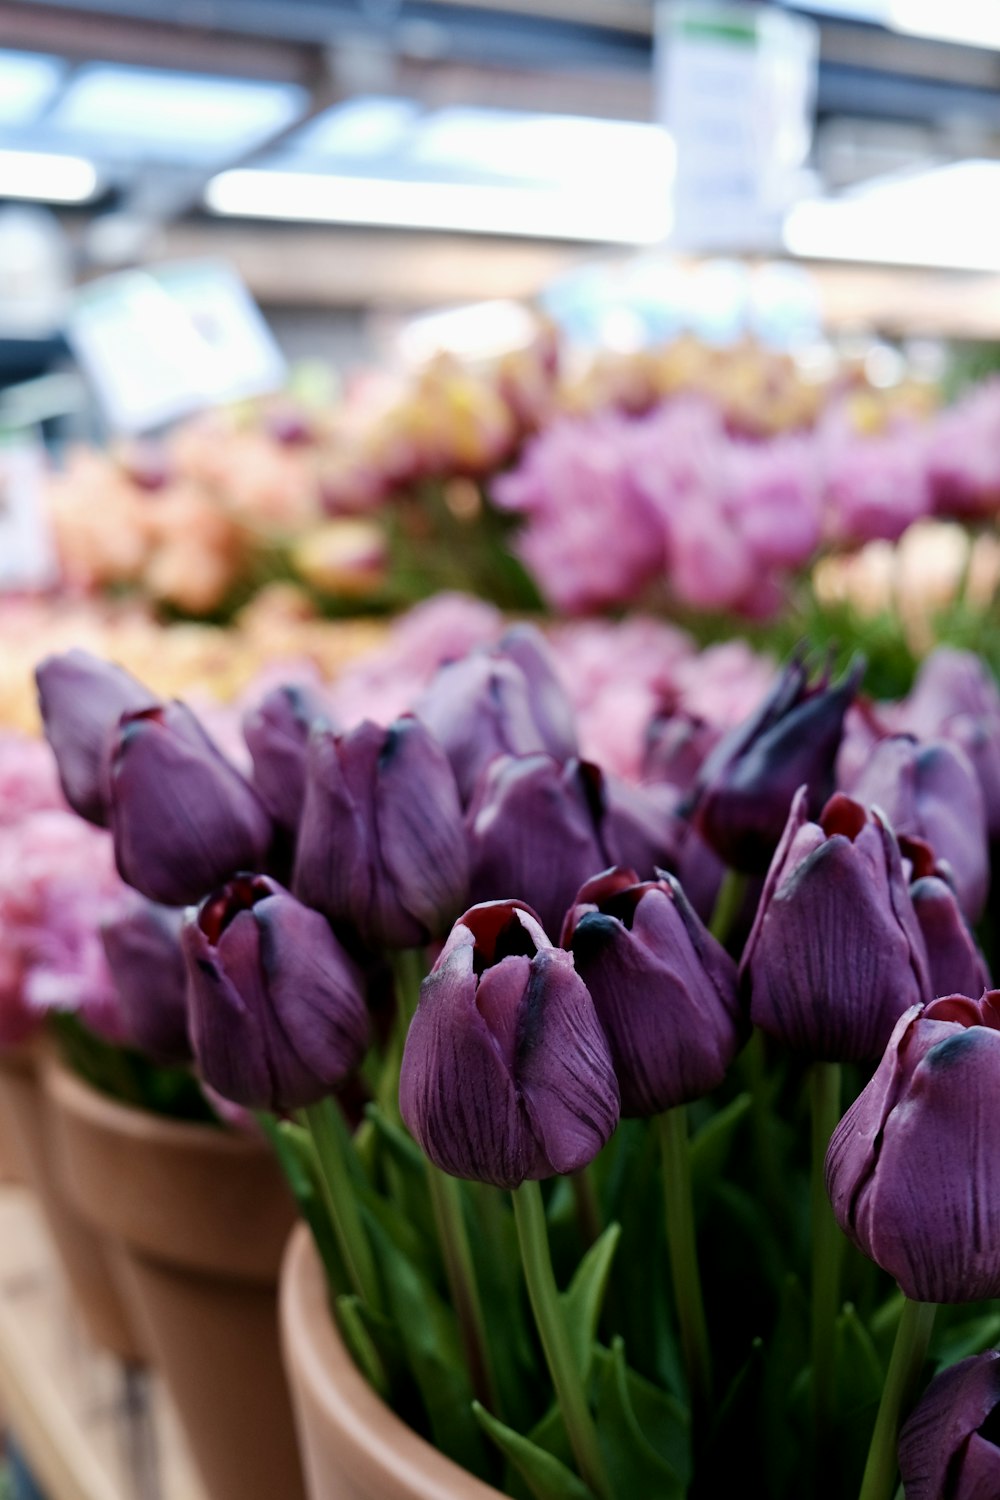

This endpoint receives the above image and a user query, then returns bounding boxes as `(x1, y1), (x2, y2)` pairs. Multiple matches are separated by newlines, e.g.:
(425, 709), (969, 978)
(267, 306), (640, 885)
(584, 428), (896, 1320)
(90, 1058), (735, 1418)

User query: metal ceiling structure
(0, 0), (998, 296)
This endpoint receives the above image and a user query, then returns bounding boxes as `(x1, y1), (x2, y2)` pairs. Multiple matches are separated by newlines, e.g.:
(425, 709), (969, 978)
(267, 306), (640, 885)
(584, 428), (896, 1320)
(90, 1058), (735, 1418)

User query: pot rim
(281, 1223), (504, 1499)
(43, 1053), (264, 1157)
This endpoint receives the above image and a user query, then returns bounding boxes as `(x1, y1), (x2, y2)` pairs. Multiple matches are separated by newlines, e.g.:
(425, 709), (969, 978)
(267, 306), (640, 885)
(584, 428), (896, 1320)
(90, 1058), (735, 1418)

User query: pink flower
(493, 415), (664, 614)
(0, 734), (65, 825)
(822, 410), (932, 544)
(927, 378), (1000, 520)
(0, 810), (130, 1047)
(725, 434), (822, 570)
(330, 593), (503, 726)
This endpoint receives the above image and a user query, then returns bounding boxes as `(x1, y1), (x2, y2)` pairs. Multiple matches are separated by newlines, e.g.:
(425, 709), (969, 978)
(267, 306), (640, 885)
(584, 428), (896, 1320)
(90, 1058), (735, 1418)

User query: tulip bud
(850, 734), (989, 920)
(242, 681), (333, 833)
(894, 648), (1000, 839)
(689, 653), (863, 873)
(899, 1351), (1000, 1500)
(101, 896), (191, 1064)
(293, 716), (468, 950)
(399, 900), (619, 1187)
(109, 703), (273, 906)
(414, 628), (577, 804)
(742, 789), (931, 1062)
(826, 991), (1000, 1302)
(565, 867), (744, 1116)
(644, 710), (720, 794)
(910, 865), (990, 1002)
(36, 650), (157, 825)
(183, 874), (369, 1112)
(467, 754), (679, 940)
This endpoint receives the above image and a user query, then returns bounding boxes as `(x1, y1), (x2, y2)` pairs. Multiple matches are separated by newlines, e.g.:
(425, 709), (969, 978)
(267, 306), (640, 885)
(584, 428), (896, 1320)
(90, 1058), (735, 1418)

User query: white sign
(0, 433), (59, 590)
(655, 2), (818, 252)
(66, 260), (287, 434)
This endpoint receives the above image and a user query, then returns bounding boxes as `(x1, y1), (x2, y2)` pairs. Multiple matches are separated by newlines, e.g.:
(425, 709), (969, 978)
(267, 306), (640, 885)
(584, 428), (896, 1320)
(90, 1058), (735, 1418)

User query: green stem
(379, 948), (427, 1117)
(742, 1029), (787, 1230)
(570, 1167), (603, 1250)
(709, 868), (747, 948)
(657, 1107), (712, 1417)
(299, 1098), (382, 1314)
(513, 1182), (611, 1500)
(810, 1061), (843, 1470)
(426, 1165), (500, 1415)
(859, 1299), (936, 1500)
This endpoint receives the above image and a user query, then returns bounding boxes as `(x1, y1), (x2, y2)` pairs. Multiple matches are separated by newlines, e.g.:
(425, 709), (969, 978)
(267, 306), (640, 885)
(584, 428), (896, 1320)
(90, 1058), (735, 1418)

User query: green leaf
(593, 1339), (686, 1499)
(466, 1184), (540, 1433)
(473, 1404), (595, 1500)
(935, 1309), (1000, 1367)
(834, 1303), (884, 1418)
(760, 1275), (809, 1500)
(591, 1344), (691, 1486)
(367, 1217), (492, 1482)
(362, 1104), (437, 1246)
(690, 1092), (752, 1202)
(261, 1118), (348, 1294)
(336, 1295), (390, 1398)
(561, 1224), (622, 1381)
(701, 1339), (765, 1494)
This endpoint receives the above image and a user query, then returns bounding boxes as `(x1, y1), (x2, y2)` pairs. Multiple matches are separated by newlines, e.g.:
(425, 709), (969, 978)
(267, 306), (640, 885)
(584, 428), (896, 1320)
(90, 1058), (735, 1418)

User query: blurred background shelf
(0, 1188), (207, 1500)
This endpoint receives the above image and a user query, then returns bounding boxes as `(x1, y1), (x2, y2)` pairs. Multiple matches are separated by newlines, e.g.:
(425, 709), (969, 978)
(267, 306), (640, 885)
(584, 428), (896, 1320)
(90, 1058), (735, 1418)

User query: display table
(0, 1187), (207, 1500)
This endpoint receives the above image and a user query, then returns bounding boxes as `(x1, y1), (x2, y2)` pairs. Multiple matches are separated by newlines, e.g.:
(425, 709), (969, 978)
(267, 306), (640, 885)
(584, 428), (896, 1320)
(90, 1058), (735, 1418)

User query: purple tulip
(108, 703), (273, 906)
(689, 653), (863, 873)
(564, 867), (744, 1116)
(826, 991), (1000, 1302)
(414, 628), (577, 804)
(183, 874), (369, 1112)
(101, 897), (191, 1064)
(36, 650), (157, 825)
(899, 1351), (1000, 1500)
(742, 789), (931, 1062)
(466, 753), (679, 940)
(293, 715), (468, 949)
(894, 648), (1000, 839)
(909, 851), (991, 1001)
(399, 900), (619, 1187)
(644, 710), (721, 794)
(243, 681), (333, 833)
(850, 735), (989, 921)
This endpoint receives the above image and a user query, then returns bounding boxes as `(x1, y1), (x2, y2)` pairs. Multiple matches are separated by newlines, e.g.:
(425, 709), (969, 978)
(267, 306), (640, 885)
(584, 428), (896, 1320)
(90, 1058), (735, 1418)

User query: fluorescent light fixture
(0, 149), (99, 203)
(783, 159), (1000, 271)
(411, 109), (672, 188)
(49, 65), (306, 163)
(288, 97), (421, 160)
(204, 169), (672, 244)
(886, 0), (1000, 50)
(0, 50), (63, 125)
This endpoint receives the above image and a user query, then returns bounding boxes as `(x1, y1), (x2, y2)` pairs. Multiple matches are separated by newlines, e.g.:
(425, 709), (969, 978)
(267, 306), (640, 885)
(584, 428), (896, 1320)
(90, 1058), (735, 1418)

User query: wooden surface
(0, 1187), (207, 1500)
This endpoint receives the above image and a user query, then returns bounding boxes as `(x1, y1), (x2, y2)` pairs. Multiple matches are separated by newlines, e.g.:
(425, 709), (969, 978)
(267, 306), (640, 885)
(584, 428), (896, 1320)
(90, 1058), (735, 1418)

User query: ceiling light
(0, 149), (99, 204)
(204, 169), (672, 245)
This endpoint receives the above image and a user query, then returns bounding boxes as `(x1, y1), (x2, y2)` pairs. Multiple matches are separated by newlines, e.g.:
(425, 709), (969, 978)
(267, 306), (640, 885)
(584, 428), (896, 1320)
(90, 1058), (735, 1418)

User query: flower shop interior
(2, 2), (1000, 1499)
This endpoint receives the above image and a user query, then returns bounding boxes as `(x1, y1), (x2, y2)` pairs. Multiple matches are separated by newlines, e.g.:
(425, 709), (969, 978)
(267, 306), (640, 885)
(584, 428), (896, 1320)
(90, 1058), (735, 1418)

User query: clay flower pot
(44, 1057), (305, 1500)
(0, 1046), (142, 1361)
(281, 1224), (504, 1500)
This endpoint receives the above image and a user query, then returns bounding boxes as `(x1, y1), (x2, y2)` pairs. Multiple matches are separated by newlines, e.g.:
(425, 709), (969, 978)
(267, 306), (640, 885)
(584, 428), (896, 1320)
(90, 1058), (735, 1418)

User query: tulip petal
(748, 832), (924, 1060)
(375, 717), (469, 940)
(516, 949), (619, 1175)
(183, 914), (275, 1110)
(899, 1352), (1000, 1500)
(400, 939), (529, 1189)
(856, 1024), (1000, 1300)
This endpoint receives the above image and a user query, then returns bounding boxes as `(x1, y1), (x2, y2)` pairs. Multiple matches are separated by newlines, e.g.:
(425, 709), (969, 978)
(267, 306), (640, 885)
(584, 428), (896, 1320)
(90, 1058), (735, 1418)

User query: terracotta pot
(0, 1046), (142, 1360)
(281, 1224), (504, 1500)
(44, 1058), (305, 1500)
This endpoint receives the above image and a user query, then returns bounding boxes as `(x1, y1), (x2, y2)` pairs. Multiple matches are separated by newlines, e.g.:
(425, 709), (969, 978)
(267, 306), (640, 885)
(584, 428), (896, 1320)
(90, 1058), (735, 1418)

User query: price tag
(0, 432), (59, 591)
(66, 260), (287, 434)
(655, 2), (818, 252)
